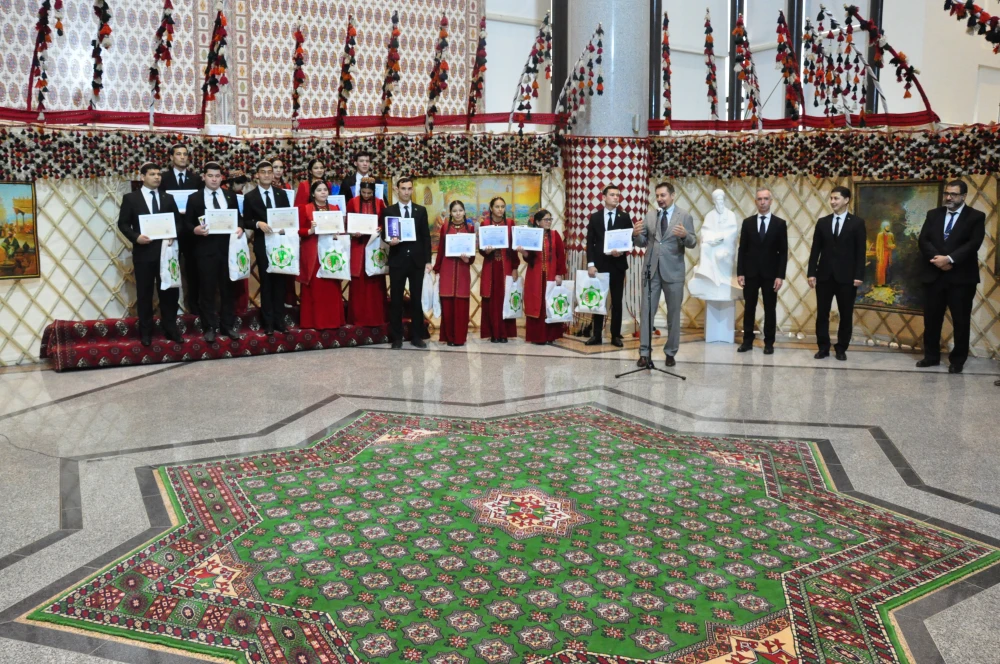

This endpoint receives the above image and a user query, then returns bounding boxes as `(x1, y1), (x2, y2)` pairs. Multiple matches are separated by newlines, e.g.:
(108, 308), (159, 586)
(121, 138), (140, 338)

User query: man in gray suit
(633, 182), (697, 368)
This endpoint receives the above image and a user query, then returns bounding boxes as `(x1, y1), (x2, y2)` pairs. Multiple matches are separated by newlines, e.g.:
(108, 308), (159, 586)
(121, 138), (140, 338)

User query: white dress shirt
(258, 185), (275, 203)
(174, 168), (191, 186)
(588, 207), (620, 267)
(757, 212), (771, 235)
(204, 187), (228, 210)
(140, 186), (160, 213)
(943, 205), (963, 263)
(831, 213), (845, 235)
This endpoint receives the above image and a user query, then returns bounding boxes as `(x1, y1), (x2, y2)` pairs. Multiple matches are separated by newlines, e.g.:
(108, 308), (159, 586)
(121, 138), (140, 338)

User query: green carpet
(29, 407), (999, 663)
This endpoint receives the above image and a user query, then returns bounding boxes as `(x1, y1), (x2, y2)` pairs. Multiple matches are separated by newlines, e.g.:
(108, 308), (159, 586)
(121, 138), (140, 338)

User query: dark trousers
(197, 252), (236, 331)
(178, 236), (200, 314)
(134, 260), (179, 337)
(743, 276), (778, 345)
(255, 241), (288, 328)
(591, 270), (626, 339)
(923, 282), (976, 365)
(815, 280), (857, 352)
(390, 262), (425, 342)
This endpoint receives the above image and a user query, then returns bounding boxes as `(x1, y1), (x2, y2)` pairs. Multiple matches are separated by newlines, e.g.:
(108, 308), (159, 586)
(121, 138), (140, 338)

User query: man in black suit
(240, 160), (292, 335)
(585, 184), (633, 347)
(737, 187), (788, 354)
(380, 176), (432, 349)
(159, 144), (203, 315)
(807, 185), (866, 361)
(915, 180), (986, 374)
(117, 163), (183, 346)
(339, 150), (387, 203)
(184, 162), (245, 343)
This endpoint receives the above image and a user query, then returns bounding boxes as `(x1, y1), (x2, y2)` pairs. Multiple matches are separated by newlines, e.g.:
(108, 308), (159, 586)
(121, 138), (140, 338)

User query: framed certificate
(169, 189), (197, 215)
(314, 211), (345, 235)
(512, 226), (544, 251)
(478, 224), (509, 249)
(330, 195), (347, 213)
(604, 228), (634, 253)
(347, 213), (379, 235)
(267, 207), (299, 232)
(204, 209), (239, 234)
(138, 213), (177, 240)
(384, 217), (417, 242)
(445, 233), (476, 257)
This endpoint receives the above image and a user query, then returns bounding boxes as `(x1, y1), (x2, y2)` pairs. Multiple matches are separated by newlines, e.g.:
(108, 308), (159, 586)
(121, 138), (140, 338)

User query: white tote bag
(365, 234), (390, 276)
(265, 232), (300, 276)
(545, 280), (574, 324)
(502, 275), (524, 320)
(316, 234), (351, 280)
(574, 270), (610, 316)
(421, 273), (435, 319)
(159, 240), (182, 290)
(228, 233), (251, 281)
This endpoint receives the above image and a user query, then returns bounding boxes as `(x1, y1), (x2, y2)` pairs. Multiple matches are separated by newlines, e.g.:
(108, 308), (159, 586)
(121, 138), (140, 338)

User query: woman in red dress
(296, 181), (345, 330)
(294, 158), (329, 207)
(519, 209), (567, 345)
(478, 196), (519, 343)
(345, 178), (387, 326)
(432, 200), (475, 346)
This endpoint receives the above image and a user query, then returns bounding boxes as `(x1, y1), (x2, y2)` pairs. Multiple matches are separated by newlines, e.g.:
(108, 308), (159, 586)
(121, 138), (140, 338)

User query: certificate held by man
(347, 213), (379, 235)
(445, 233), (476, 257)
(314, 211), (345, 235)
(267, 207), (299, 233)
(139, 213), (177, 240)
(604, 228), (634, 254)
(512, 226), (544, 251)
(384, 216), (417, 242)
(204, 209), (239, 235)
(478, 224), (509, 249)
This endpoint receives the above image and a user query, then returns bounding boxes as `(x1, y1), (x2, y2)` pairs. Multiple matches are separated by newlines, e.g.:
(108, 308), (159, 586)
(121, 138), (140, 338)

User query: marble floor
(0, 336), (998, 664)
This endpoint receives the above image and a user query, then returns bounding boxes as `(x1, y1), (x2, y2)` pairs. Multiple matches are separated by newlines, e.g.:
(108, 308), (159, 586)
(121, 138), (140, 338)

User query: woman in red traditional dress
(345, 177), (387, 326)
(432, 200), (475, 346)
(520, 209), (566, 345)
(294, 158), (330, 207)
(296, 181), (345, 330)
(478, 196), (520, 343)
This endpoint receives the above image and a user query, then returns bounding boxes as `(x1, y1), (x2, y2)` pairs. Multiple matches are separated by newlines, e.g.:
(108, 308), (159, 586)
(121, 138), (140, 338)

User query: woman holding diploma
(345, 177), (387, 326)
(521, 209), (567, 345)
(294, 158), (331, 207)
(432, 200), (475, 346)
(297, 181), (345, 330)
(478, 197), (519, 343)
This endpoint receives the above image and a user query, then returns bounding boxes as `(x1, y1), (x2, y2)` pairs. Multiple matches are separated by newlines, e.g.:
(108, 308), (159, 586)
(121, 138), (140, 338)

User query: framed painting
(853, 180), (943, 314)
(0, 181), (39, 280)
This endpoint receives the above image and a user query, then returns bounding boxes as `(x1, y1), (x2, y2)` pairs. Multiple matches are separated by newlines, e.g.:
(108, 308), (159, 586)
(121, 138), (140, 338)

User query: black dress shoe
(814, 350), (829, 359)
(165, 328), (184, 344)
(224, 326), (244, 340)
(611, 336), (624, 348)
(763, 345), (774, 355)
(391, 341), (403, 349)
(585, 336), (602, 346)
(500, 338), (508, 344)
(637, 357), (649, 368)
(737, 343), (753, 353)
(835, 351), (847, 361)
(411, 338), (427, 349)
(664, 355), (676, 367)
(915, 358), (940, 368)
(273, 322), (288, 333)
(948, 363), (964, 374)
(491, 337), (499, 343)
(140, 335), (152, 347)
(994, 379), (1000, 387)
(264, 326), (275, 336)
(204, 329), (216, 343)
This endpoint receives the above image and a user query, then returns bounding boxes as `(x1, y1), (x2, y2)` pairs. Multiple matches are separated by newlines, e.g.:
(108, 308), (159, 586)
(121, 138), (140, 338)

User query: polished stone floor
(0, 336), (998, 664)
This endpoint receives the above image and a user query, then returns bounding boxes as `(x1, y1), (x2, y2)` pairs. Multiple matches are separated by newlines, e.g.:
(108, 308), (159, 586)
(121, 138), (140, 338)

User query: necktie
(264, 190), (273, 209)
(607, 211), (613, 231)
(944, 212), (956, 240)
(150, 191), (159, 214)
(659, 209), (667, 238)
(759, 216), (766, 238)
(403, 205), (409, 218)
(834, 216), (841, 238)
(212, 191), (221, 209)
(178, 172), (185, 186)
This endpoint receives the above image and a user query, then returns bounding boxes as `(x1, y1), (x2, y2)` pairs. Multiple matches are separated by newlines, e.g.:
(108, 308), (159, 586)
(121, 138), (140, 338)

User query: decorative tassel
(662, 11), (671, 125)
(335, 13), (357, 136)
(425, 13), (450, 134)
(290, 20), (305, 130)
(508, 11), (552, 135)
(466, 15), (487, 128)
(379, 11), (401, 120)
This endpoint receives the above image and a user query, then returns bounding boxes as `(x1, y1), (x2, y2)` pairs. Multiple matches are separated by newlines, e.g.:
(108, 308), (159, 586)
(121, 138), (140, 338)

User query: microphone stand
(616, 256), (685, 381)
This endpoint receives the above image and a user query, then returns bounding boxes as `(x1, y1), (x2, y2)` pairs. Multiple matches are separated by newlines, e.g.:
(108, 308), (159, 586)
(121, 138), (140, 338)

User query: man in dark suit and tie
(915, 180), (986, 374)
(807, 186), (866, 361)
(737, 187), (788, 354)
(117, 163), (183, 346)
(159, 144), (203, 315)
(184, 162), (245, 343)
(585, 184), (633, 347)
(380, 176), (432, 349)
(339, 150), (387, 203)
(240, 160), (292, 335)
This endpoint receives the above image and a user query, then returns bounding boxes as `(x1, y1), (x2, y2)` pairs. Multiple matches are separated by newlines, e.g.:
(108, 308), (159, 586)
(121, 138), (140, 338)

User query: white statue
(689, 189), (739, 301)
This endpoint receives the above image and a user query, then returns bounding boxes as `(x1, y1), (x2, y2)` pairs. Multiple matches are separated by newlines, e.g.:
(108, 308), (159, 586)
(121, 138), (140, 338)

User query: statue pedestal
(704, 301), (735, 344)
